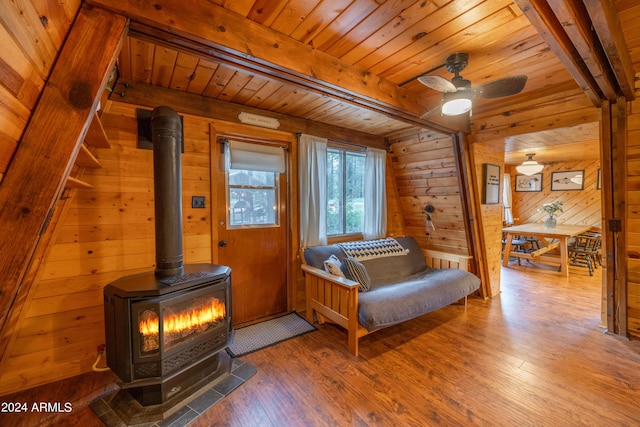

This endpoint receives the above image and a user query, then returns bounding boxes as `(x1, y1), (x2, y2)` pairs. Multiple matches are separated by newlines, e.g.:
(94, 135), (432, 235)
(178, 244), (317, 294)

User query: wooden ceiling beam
(514, 0), (604, 106)
(111, 80), (387, 149)
(583, 0), (636, 99)
(0, 5), (127, 360)
(547, 0), (618, 99)
(516, 0), (635, 104)
(86, 0), (467, 134)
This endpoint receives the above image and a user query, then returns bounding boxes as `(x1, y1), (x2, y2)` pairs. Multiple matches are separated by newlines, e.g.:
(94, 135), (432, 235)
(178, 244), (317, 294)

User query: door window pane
(227, 169), (279, 228)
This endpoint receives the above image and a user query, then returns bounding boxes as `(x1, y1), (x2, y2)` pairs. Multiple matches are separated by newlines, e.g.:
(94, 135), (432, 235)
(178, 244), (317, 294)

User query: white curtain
(298, 134), (327, 246)
(363, 147), (387, 240)
(503, 173), (514, 225)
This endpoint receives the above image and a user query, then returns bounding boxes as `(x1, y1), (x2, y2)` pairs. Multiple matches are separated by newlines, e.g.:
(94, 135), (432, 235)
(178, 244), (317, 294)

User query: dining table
(502, 223), (593, 277)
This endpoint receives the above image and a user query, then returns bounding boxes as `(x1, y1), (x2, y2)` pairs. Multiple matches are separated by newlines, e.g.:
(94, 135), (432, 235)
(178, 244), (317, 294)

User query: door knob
(219, 240), (227, 247)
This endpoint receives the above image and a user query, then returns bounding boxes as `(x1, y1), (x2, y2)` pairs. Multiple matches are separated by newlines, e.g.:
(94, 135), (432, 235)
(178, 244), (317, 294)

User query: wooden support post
(0, 6), (128, 361)
(601, 98), (628, 337)
(452, 132), (489, 299)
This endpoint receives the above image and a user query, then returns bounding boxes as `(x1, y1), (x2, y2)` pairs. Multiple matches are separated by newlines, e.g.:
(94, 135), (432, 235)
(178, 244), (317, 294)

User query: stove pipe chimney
(151, 106), (184, 277)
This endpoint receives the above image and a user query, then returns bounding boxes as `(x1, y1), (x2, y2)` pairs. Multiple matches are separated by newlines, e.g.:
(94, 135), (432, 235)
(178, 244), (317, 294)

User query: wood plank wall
(0, 102), (213, 395)
(627, 94), (640, 338)
(385, 153), (406, 238)
(0, 0), (80, 183)
(471, 142), (505, 297)
(388, 129), (468, 255)
(510, 160), (602, 227)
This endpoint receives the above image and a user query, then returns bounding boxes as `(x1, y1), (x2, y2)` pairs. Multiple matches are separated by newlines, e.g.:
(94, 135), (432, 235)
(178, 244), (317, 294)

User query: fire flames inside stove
(138, 296), (226, 353)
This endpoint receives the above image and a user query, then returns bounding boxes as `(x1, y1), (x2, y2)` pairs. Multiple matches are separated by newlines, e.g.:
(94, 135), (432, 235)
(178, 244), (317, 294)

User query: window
(224, 140), (284, 229)
(227, 169), (279, 228)
(326, 147), (365, 235)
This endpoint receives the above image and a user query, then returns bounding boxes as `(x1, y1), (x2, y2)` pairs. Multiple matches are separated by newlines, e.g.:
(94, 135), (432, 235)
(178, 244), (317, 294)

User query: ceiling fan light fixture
(441, 91), (472, 116)
(515, 153), (544, 176)
(417, 53), (528, 118)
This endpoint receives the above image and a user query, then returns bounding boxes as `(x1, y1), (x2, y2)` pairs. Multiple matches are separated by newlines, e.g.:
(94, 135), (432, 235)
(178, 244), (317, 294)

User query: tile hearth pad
(91, 354), (256, 427)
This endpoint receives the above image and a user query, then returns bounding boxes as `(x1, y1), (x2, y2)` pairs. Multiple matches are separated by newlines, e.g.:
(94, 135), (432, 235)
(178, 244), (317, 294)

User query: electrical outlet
(192, 196), (206, 208)
(608, 218), (622, 232)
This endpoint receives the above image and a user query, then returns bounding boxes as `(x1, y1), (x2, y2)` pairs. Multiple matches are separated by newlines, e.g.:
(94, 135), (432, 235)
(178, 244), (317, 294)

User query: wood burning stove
(102, 106), (233, 410)
(103, 264), (232, 406)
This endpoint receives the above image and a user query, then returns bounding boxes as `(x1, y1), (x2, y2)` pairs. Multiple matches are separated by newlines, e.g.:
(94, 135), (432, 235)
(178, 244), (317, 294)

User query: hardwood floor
(3, 264), (640, 426)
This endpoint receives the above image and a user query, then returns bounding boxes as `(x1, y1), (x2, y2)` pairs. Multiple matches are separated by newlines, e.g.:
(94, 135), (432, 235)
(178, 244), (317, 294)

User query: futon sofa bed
(301, 236), (481, 356)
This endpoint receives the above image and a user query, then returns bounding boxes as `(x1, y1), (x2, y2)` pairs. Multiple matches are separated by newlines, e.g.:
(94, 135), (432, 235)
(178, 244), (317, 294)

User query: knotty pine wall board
(0, 0), (79, 179)
(511, 160), (601, 227)
(470, 141), (506, 297)
(389, 130), (469, 255)
(627, 95), (640, 339)
(0, 101), (213, 395)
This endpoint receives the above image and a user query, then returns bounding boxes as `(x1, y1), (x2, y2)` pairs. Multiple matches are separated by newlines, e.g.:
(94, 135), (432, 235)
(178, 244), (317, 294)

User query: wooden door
(215, 139), (288, 326)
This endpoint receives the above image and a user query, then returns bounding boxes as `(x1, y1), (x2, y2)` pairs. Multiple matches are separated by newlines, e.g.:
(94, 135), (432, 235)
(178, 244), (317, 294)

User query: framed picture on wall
(482, 163), (500, 204)
(514, 173), (542, 192)
(551, 170), (584, 191)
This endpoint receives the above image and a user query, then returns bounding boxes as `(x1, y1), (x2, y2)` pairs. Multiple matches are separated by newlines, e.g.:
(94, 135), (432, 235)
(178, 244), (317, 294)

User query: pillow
(323, 254), (345, 277)
(340, 257), (371, 292)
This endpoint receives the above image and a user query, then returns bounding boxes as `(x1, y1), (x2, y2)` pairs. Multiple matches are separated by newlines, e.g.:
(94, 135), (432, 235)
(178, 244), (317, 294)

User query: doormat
(226, 312), (317, 357)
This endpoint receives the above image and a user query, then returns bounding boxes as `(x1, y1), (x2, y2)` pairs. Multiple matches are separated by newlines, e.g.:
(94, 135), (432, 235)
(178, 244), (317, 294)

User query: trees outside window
(326, 147), (365, 235)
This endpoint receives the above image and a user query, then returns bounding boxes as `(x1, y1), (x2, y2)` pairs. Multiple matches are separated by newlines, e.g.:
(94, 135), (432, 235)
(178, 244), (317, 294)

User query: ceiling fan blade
(473, 75), (528, 98)
(417, 75), (457, 93)
(420, 104), (442, 119)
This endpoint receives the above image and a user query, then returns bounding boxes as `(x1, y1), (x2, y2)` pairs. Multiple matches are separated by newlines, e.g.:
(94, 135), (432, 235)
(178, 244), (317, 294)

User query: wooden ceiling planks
(0, 1), (59, 78)
(246, 0), (289, 27)
(303, 0), (381, 52)
(288, 0), (352, 42)
(184, 59), (220, 96)
(616, 2), (640, 72)
(105, 0), (564, 132)
(91, 0), (640, 159)
(321, 0), (421, 60)
(503, 122), (600, 165)
(367, 0), (520, 81)
(118, 47), (426, 135)
(150, 47), (177, 88)
(340, 0), (442, 67)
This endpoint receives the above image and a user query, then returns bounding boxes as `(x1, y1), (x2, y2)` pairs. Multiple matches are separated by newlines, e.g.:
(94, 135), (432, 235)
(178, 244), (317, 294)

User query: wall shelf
(65, 176), (94, 189)
(64, 113), (108, 190)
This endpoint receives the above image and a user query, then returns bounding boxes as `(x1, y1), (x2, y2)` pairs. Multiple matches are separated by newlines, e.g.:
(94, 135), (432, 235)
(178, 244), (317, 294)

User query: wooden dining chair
(568, 232), (602, 276)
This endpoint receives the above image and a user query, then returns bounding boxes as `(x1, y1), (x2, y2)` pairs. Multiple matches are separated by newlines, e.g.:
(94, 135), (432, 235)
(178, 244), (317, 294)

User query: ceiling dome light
(515, 153), (544, 176)
(441, 91), (472, 115)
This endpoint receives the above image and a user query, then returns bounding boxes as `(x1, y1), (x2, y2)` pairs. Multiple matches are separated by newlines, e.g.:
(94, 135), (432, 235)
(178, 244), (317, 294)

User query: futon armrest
(301, 264), (360, 289)
(422, 249), (472, 271)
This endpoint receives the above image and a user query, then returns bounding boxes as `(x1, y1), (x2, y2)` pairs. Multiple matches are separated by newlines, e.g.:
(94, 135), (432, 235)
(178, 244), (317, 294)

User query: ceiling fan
(417, 53), (528, 118)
